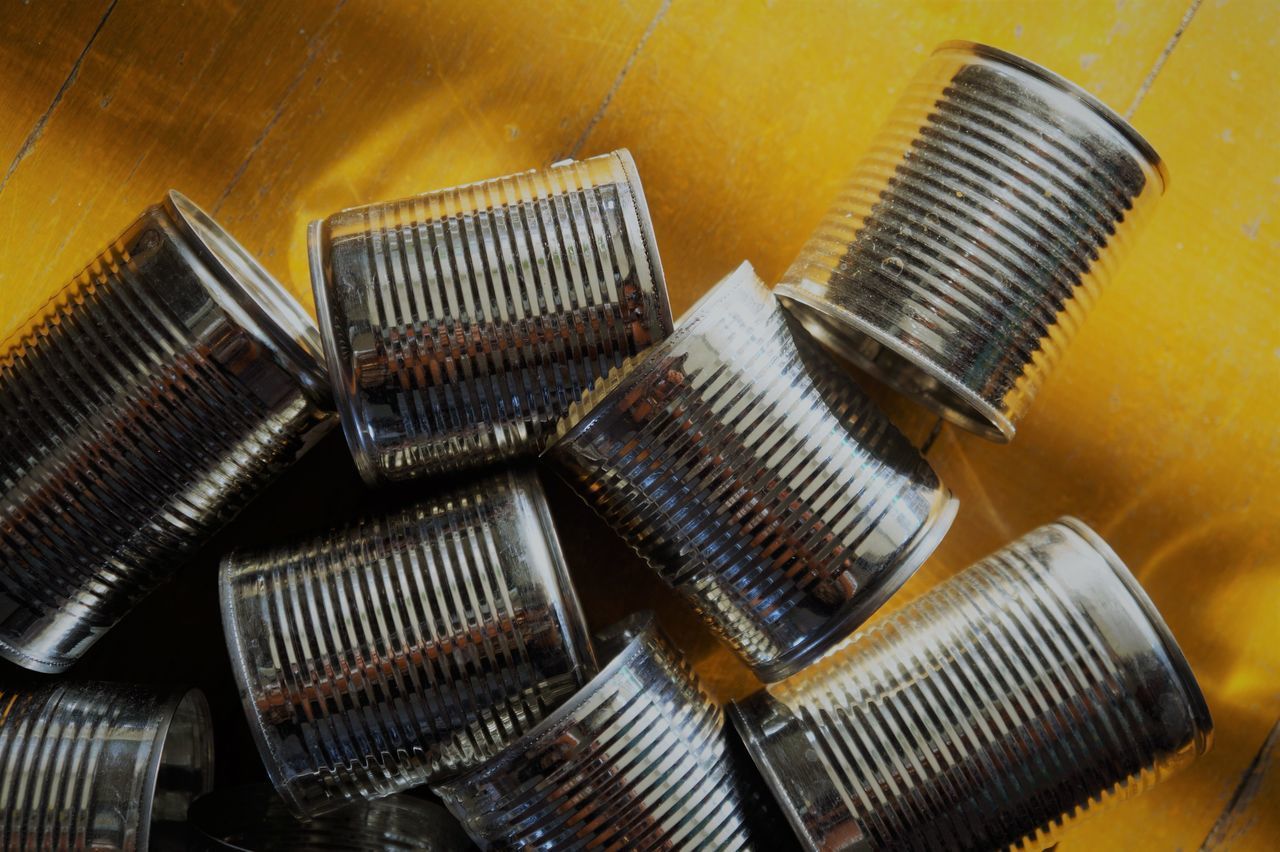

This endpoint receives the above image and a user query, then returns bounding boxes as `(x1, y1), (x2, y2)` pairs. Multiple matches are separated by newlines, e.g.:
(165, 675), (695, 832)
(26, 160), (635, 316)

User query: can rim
(307, 218), (383, 487)
(165, 191), (332, 403)
(934, 41), (1168, 191)
(218, 555), (315, 818)
(1057, 516), (1214, 752)
(611, 148), (675, 338)
(775, 284), (1016, 442)
(138, 687), (214, 852)
(508, 467), (600, 678)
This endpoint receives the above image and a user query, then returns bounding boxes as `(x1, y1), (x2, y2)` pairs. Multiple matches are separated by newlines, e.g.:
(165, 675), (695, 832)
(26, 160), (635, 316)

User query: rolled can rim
(754, 487), (959, 682)
(1056, 516), (1214, 751)
(774, 285), (1016, 442)
(308, 217), (382, 487)
(432, 610), (659, 795)
(510, 466), (601, 677)
(726, 693), (838, 852)
(165, 191), (332, 403)
(611, 147), (675, 338)
(934, 40), (1168, 191)
(139, 686), (215, 851)
(219, 556), (312, 817)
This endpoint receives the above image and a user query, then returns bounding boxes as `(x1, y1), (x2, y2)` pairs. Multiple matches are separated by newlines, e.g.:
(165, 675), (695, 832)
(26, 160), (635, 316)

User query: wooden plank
(0, 0), (114, 171)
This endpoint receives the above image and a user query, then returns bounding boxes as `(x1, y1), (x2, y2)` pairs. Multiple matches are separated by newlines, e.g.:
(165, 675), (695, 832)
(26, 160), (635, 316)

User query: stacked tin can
(0, 40), (1213, 852)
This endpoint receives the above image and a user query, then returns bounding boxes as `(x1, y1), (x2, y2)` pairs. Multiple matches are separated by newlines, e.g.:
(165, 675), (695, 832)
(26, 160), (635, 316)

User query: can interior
(145, 690), (215, 849)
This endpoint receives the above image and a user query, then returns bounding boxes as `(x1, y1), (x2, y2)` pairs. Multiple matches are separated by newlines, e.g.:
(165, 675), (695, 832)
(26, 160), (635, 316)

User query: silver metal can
(432, 612), (758, 850)
(187, 786), (469, 851)
(220, 469), (597, 817)
(310, 149), (671, 484)
(730, 518), (1212, 851)
(777, 42), (1166, 442)
(0, 192), (333, 673)
(0, 681), (214, 851)
(545, 262), (956, 682)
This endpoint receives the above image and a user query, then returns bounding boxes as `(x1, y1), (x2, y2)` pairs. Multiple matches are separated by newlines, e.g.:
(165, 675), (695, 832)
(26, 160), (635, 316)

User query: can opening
(145, 690), (215, 850)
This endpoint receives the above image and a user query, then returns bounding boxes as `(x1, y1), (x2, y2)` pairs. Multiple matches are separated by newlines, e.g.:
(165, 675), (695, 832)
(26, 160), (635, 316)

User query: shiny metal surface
(0, 192), (334, 673)
(776, 41), (1165, 442)
(187, 786), (470, 851)
(545, 262), (956, 682)
(433, 612), (757, 850)
(310, 149), (671, 485)
(730, 518), (1213, 852)
(0, 681), (213, 851)
(220, 469), (597, 818)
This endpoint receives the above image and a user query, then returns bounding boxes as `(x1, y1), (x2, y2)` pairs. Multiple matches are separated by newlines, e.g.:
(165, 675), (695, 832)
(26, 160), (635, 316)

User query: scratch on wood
(1200, 717), (1280, 850)
(211, 0), (348, 215)
(0, 0), (119, 198)
(1124, 0), (1202, 119)
(562, 0), (673, 161)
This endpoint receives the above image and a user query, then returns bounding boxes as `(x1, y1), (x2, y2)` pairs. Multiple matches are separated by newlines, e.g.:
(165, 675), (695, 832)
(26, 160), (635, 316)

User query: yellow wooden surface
(1, 1), (1276, 847)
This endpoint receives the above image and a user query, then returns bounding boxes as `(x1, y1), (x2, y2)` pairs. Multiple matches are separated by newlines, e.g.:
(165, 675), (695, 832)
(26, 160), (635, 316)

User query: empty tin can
(432, 612), (757, 850)
(220, 469), (597, 817)
(187, 786), (469, 851)
(776, 42), (1166, 441)
(730, 518), (1212, 851)
(545, 262), (956, 682)
(0, 681), (213, 851)
(310, 149), (671, 484)
(0, 192), (333, 673)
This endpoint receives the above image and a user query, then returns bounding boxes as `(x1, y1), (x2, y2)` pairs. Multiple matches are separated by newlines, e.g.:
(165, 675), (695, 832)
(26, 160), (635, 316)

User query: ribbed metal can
(0, 192), (334, 673)
(545, 262), (956, 682)
(0, 681), (214, 851)
(220, 469), (597, 817)
(310, 149), (671, 484)
(776, 42), (1166, 442)
(432, 612), (758, 850)
(730, 518), (1213, 852)
(187, 786), (469, 851)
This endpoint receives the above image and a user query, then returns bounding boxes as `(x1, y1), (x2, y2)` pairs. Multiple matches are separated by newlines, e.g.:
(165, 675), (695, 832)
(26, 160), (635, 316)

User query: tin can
(220, 469), (597, 817)
(545, 262), (956, 681)
(777, 42), (1165, 441)
(0, 192), (333, 673)
(310, 150), (671, 483)
(0, 681), (213, 851)
(730, 518), (1212, 851)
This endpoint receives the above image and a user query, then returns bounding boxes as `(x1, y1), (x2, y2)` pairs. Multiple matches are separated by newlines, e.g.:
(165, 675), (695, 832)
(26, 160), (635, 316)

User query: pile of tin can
(0, 42), (1210, 852)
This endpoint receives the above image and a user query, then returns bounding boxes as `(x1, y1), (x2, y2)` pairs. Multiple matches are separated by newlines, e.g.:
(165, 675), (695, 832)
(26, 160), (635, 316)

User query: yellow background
(0, 1), (1275, 847)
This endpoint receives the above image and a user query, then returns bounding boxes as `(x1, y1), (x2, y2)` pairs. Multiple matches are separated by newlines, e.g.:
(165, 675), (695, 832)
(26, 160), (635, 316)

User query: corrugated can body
(433, 613), (758, 851)
(0, 192), (333, 673)
(546, 262), (955, 682)
(220, 469), (597, 817)
(730, 519), (1212, 852)
(311, 149), (671, 484)
(778, 42), (1165, 441)
(0, 682), (213, 852)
